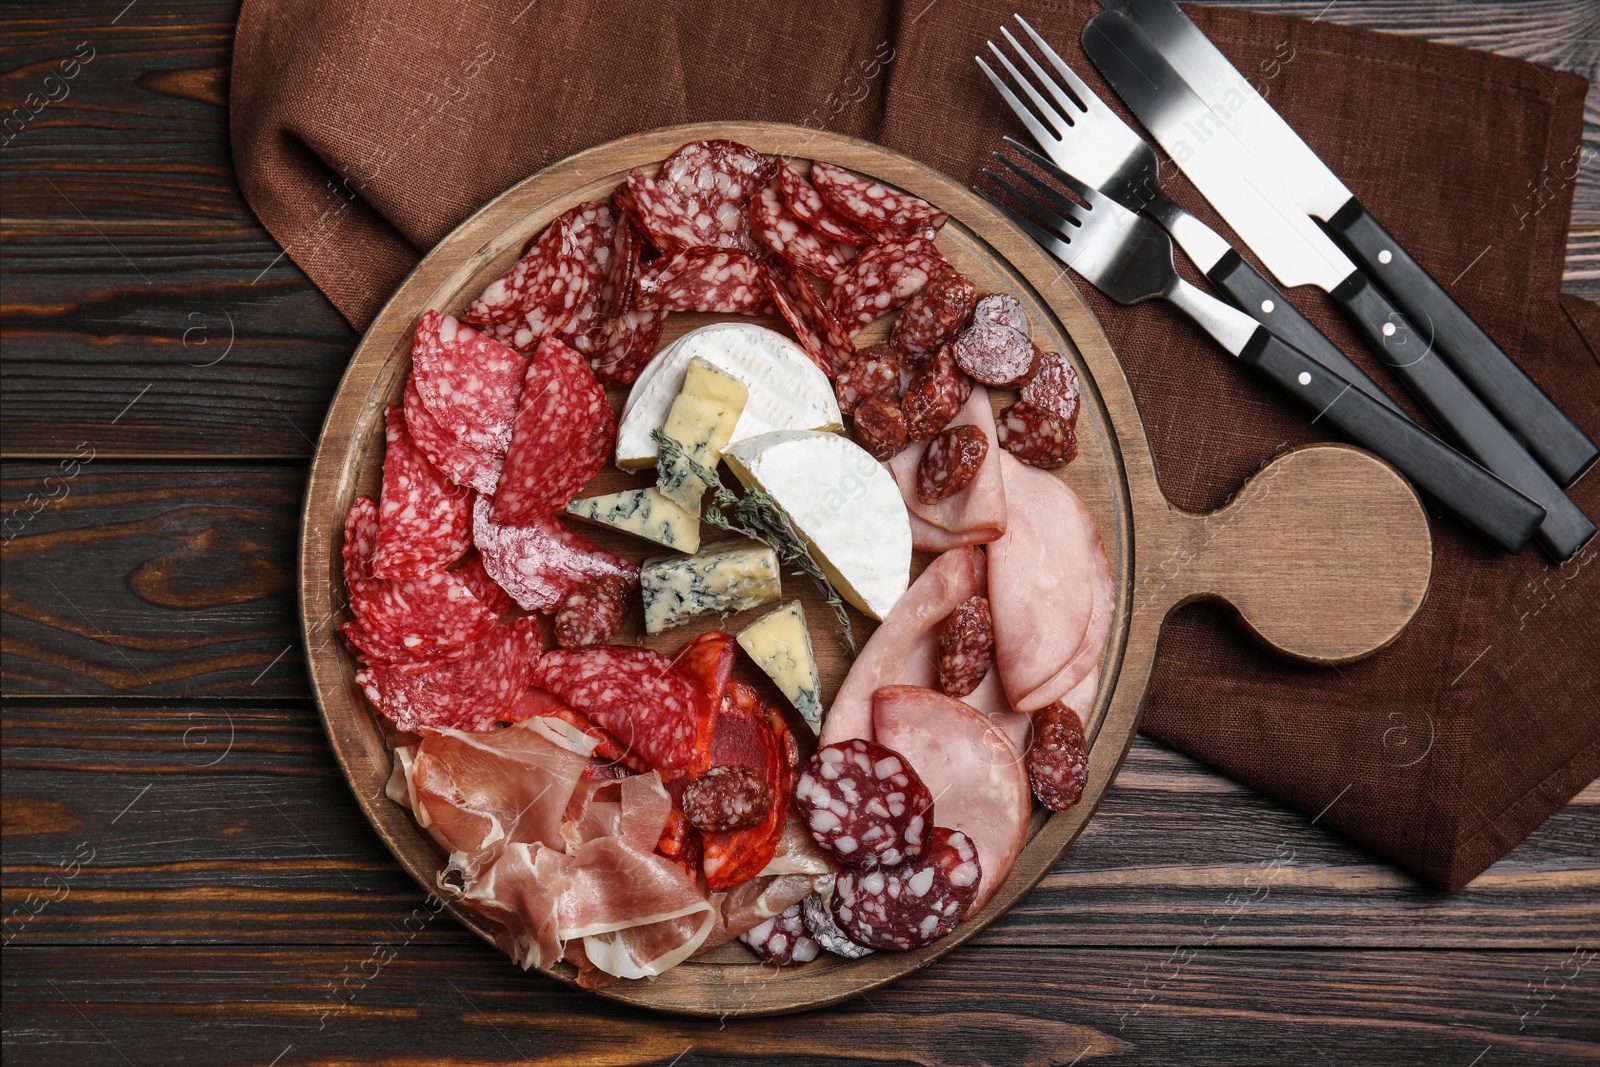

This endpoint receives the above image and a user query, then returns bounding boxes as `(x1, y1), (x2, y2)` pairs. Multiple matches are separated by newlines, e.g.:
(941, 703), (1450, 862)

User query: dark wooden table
(3, 2), (1597, 1064)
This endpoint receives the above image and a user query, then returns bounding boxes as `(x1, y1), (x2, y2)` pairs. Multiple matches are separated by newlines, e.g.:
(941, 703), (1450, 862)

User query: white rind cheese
(722, 430), (911, 621)
(655, 356), (748, 515)
(616, 323), (842, 468)
(565, 487), (701, 554)
(640, 537), (782, 634)
(737, 600), (824, 734)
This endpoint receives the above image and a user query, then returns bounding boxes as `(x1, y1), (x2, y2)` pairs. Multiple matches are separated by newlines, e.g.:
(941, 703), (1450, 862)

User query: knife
(1082, 10), (1595, 563)
(1096, 0), (1598, 488)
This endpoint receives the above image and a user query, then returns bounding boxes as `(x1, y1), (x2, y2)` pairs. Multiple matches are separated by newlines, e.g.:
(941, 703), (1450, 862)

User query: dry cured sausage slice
(833, 343), (902, 416)
(830, 826), (981, 951)
(636, 248), (773, 314)
(588, 308), (668, 388)
(937, 595), (994, 698)
(953, 323), (1036, 387)
(356, 617), (538, 732)
(490, 336), (614, 525)
(409, 311), (527, 463)
(625, 139), (772, 255)
(973, 292), (1029, 334)
(811, 162), (949, 242)
(827, 237), (949, 334)
(760, 258), (854, 377)
(996, 401), (1077, 469)
(535, 644), (705, 779)
(738, 902), (819, 966)
(553, 573), (634, 649)
(682, 764), (772, 833)
(801, 889), (874, 959)
(403, 375), (504, 496)
(342, 494), (380, 588)
(752, 172), (858, 279)
(902, 345), (974, 442)
(461, 217), (588, 349)
(916, 424), (988, 505)
(1020, 349), (1081, 429)
(371, 405), (473, 579)
(473, 496), (639, 614)
(796, 738), (933, 869)
(891, 270), (975, 362)
(851, 393), (909, 461)
(777, 158), (874, 245)
(1027, 701), (1089, 811)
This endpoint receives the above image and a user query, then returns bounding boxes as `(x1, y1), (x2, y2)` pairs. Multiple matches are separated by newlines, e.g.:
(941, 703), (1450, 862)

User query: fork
(976, 149), (1545, 555)
(977, 15), (1408, 419)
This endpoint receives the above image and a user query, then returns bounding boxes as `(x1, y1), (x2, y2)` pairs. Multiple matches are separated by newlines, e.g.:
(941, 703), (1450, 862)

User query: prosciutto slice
(887, 385), (1007, 551)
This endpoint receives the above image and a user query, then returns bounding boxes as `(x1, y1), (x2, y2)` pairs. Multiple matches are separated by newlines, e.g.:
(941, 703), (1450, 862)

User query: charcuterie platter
(299, 121), (1433, 1016)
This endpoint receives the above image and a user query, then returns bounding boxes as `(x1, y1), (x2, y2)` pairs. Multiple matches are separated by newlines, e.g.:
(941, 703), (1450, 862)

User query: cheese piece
(655, 356), (748, 515)
(640, 537), (782, 634)
(722, 430), (911, 621)
(565, 487), (701, 554)
(737, 600), (823, 734)
(616, 323), (841, 468)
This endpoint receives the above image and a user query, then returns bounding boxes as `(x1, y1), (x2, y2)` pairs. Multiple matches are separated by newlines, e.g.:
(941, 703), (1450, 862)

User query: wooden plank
(2, 944), (1596, 1066)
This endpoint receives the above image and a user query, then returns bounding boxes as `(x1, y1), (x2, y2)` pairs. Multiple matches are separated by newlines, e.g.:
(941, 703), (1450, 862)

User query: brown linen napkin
(232, 0), (1599, 889)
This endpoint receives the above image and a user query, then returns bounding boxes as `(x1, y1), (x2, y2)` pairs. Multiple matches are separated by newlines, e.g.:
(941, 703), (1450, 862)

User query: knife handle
(1206, 250), (1410, 420)
(1238, 329), (1544, 554)
(1328, 271), (1595, 562)
(1326, 198), (1598, 486)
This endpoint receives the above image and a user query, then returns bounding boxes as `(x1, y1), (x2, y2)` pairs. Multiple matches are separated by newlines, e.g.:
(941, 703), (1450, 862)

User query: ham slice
(988, 453), (1098, 712)
(1060, 666), (1099, 727)
(699, 872), (819, 952)
(887, 385), (1007, 551)
(872, 685), (1031, 913)
(1021, 518), (1113, 711)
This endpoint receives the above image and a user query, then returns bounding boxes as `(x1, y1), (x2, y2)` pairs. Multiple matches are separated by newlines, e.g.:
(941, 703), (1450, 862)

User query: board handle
(1140, 443), (1433, 665)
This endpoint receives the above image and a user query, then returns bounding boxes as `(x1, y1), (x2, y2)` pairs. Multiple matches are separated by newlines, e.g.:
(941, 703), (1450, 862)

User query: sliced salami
(371, 405), (473, 580)
(549, 202), (626, 357)
(811, 162), (949, 242)
(342, 495), (379, 588)
(973, 292), (1030, 335)
(851, 393), (909, 461)
(473, 496), (639, 614)
(682, 764), (772, 833)
(801, 889), (875, 959)
(796, 738), (933, 869)
(997, 401), (1077, 469)
(830, 826), (981, 951)
(636, 248), (773, 314)
(891, 270), (976, 362)
(339, 616), (462, 674)
(827, 237), (950, 334)
(462, 216), (588, 348)
(778, 158), (875, 244)
(1021, 349), (1081, 429)
(625, 139), (772, 255)
(752, 172), (858, 279)
(534, 644), (705, 778)
(588, 307), (668, 388)
(953, 323), (1036, 387)
(450, 551), (516, 616)
(356, 617), (538, 732)
(937, 595), (994, 698)
(916, 424), (988, 505)
(760, 258), (854, 377)
(403, 374), (503, 495)
(554, 573), (633, 649)
(1027, 701), (1089, 811)
(490, 335), (614, 525)
(902, 345), (974, 442)
(738, 902), (819, 966)
(348, 568), (499, 660)
(409, 311), (527, 460)
(834, 343), (902, 416)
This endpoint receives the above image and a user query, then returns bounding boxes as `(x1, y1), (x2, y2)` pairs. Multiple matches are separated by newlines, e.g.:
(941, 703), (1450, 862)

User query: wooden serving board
(297, 121), (1434, 1017)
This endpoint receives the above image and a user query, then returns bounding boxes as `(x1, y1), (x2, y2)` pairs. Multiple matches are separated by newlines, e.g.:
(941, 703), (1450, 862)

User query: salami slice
(371, 405), (473, 579)
(549, 202), (627, 356)
(891, 270), (976, 362)
(997, 401), (1077, 469)
(953, 323), (1036, 387)
(937, 595), (994, 698)
(851, 393), (908, 461)
(801, 889), (875, 958)
(973, 292), (1030, 335)
(625, 139), (772, 255)
(738, 902), (819, 966)
(699, 680), (796, 889)
(797, 738), (933, 869)
(916, 424), (988, 505)
(834, 343), (902, 416)
(490, 335), (614, 525)
(451, 551), (516, 616)
(462, 216), (588, 349)
(473, 496), (638, 614)
(554, 573), (633, 649)
(1027, 701), (1089, 811)
(902, 345), (974, 442)
(760, 258), (854, 377)
(588, 307), (668, 388)
(828, 238), (949, 335)
(752, 173), (858, 278)
(1021, 349), (1081, 429)
(636, 248), (773, 314)
(348, 567), (499, 662)
(811, 162), (949, 242)
(338, 615), (472, 674)
(830, 826), (981, 951)
(682, 764), (772, 832)
(403, 375), (503, 495)
(356, 617), (538, 732)
(410, 311), (527, 461)
(778, 159), (875, 244)
(342, 495), (380, 588)
(534, 644), (705, 778)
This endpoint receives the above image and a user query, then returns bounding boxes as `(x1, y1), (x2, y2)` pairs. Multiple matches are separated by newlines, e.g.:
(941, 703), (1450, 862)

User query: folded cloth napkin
(232, 0), (1599, 888)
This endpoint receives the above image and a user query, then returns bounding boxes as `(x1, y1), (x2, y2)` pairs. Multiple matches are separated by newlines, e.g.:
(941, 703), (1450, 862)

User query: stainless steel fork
(976, 149), (1544, 555)
(977, 14), (1407, 418)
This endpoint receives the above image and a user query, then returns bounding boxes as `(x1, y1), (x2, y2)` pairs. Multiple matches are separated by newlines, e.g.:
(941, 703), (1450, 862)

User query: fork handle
(1238, 328), (1545, 555)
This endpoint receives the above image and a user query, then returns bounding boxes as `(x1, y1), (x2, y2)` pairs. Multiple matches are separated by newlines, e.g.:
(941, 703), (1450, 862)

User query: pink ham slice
(887, 384), (1006, 551)
(1020, 515), (1113, 712)
(872, 685), (1030, 913)
(988, 453), (1098, 712)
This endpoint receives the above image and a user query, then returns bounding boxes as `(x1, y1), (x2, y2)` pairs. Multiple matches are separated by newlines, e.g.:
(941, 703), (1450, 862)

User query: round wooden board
(299, 121), (1433, 1016)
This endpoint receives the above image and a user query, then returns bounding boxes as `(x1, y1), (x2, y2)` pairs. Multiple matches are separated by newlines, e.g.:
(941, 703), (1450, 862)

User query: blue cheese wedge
(737, 600), (823, 734)
(640, 537), (782, 634)
(722, 430), (911, 621)
(655, 356), (748, 515)
(565, 487), (700, 554)
(616, 323), (842, 468)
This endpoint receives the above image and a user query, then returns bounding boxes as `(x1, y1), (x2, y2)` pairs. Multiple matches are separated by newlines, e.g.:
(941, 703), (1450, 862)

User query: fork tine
(992, 154), (1092, 229)
(1002, 137), (1097, 204)
(981, 167), (1081, 245)
(983, 42), (1073, 141)
(974, 186), (1076, 259)
(999, 26), (1088, 129)
(1014, 14), (1100, 116)
(975, 54), (1060, 150)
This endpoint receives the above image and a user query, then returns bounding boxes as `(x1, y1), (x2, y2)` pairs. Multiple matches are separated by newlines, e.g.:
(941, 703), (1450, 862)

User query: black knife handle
(1239, 329), (1544, 554)
(1328, 271), (1595, 562)
(1206, 250), (1410, 420)
(1326, 198), (1598, 486)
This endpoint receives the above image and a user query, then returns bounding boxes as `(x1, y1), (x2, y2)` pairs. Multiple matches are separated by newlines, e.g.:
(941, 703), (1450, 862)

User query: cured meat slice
(505, 688), (651, 778)
(1021, 349), (1081, 428)
(834, 343), (902, 416)
(403, 375), (503, 495)
(625, 139), (772, 255)
(554, 573), (633, 649)
(802, 889), (874, 958)
(828, 237), (949, 333)
(1019, 512), (1113, 711)
(831, 826), (980, 951)
(699, 680), (796, 889)
(357, 617), (539, 732)
(997, 401), (1077, 469)
(872, 685), (1029, 913)
(636, 248), (772, 314)
(738, 902), (819, 966)
(348, 566), (499, 661)
(490, 335), (614, 525)
(811, 162), (949, 242)
(851, 393), (908, 461)
(796, 738), (933, 869)
(752, 172), (858, 279)
(973, 292), (1029, 334)
(371, 405), (473, 579)
(778, 159), (875, 244)
(462, 216), (588, 347)
(410, 311), (527, 462)
(1027, 701), (1089, 811)
(682, 764), (771, 833)
(916, 423), (988, 504)
(342, 495), (380, 587)
(473, 496), (639, 614)
(545, 202), (623, 356)
(954, 324), (1036, 387)
(891, 270), (976, 362)
(700, 872), (817, 952)
(338, 613), (473, 674)
(938, 596), (994, 698)
(902, 344), (973, 442)
(452, 551), (516, 616)
(589, 308), (668, 388)
(887, 385), (1006, 552)
(761, 258), (854, 377)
